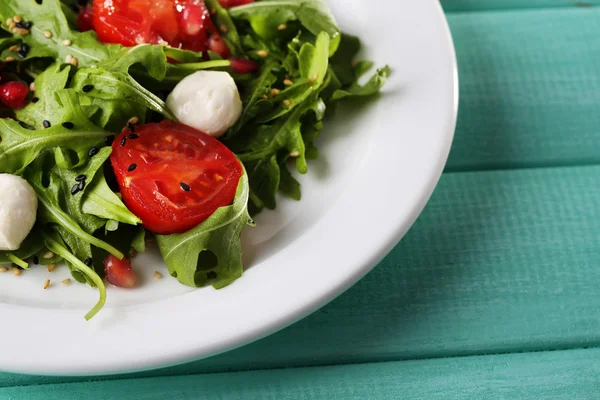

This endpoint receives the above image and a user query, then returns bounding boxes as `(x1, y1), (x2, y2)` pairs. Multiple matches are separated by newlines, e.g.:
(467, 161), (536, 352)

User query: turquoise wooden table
(2, 1), (600, 398)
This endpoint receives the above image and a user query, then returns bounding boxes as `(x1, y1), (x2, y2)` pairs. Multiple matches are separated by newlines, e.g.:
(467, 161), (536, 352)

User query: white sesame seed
(62, 39), (72, 46)
(13, 15), (22, 23)
(270, 88), (281, 97)
(5, 57), (15, 63)
(283, 79), (294, 86)
(65, 55), (78, 67)
(9, 45), (19, 52)
(29, 82), (36, 92)
(15, 28), (29, 36)
(8, 22), (16, 31)
(62, 278), (72, 285)
(0, 266), (8, 273)
(5, 18), (13, 26)
(219, 24), (228, 33)
(257, 50), (268, 57)
(154, 271), (163, 279)
(43, 30), (53, 38)
(282, 99), (292, 107)
(290, 150), (300, 157)
(277, 24), (287, 31)
(12, 267), (21, 276)
(47, 264), (56, 272)
(128, 116), (139, 125)
(43, 279), (50, 289)
(210, 8), (217, 14)
(42, 251), (54, 259)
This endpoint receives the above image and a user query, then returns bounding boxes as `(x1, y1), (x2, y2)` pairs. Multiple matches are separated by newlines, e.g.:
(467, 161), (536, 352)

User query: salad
(0, 0), (389, 320)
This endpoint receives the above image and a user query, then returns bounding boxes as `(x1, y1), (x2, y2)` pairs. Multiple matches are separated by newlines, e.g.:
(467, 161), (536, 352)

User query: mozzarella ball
(0, 174), (38, 251)
(166, 70), (243, 137)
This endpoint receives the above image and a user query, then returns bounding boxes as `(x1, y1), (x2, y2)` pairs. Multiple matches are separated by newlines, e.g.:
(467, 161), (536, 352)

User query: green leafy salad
(0, 0), (389, 319)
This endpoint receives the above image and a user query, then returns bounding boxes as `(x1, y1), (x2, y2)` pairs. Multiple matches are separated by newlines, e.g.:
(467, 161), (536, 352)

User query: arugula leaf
(331, 65), (391, 100)
(0, 90), (111, 174)
(81, 150), (141, 226)
(44, 231), (106, 320)
(156, 172), (253, 288)
(23, 154), (124, 260)
(229, 0), (340, 54)
(0, 0), (119, 67)
(205, 0), (244, 56)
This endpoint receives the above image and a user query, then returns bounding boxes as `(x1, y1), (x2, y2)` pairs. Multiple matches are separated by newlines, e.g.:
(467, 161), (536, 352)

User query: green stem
(6, 252), (28, 269)
(44, 234), (107, 321)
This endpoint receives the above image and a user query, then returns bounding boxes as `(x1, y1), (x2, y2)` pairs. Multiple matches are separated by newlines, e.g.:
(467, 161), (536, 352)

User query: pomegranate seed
(104, 254), (137, 288)
(229, 57), (259, 74)
(218, 0), (254, 8)
(0, 81), (29, 109)
(77, 6), (94, 32)
(207, 34), (231, 59)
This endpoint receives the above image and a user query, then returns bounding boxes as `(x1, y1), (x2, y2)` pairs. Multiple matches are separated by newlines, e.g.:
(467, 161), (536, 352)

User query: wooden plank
(442, 0), (600, 12)
(4, 165), (600, 385)
(446, 8), (600, 170)
(2, 348), (600, 399)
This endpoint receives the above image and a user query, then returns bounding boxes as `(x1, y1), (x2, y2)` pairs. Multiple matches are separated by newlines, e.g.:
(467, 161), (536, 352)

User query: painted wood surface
(2, 348), (600, 399)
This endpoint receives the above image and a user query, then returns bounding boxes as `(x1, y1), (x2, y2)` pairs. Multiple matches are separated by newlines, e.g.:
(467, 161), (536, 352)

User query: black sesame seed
(71, 183), (81, 195)
(62, 122), (74, 129)
(15, 22), (25, 29)
(33, 256), (39, 265)
(75, 174), (86, 182)
(82, 84), (94, 93)
(78, 180), (85, 191)
(84, 257), (93, 267)
(19, 43), (30, 53)
(42, 120), (51, 128)
(23, 21), (32, 30)
(180, 182), (191, 191)
(127, 122), (135, 132)
(127, 163), (137, 172)
(120, 136), (127, 146)
(32, 97), (39, 103)
(105, 135), (115, 145)
(88, 147), (99, 157)
(127, 133), (139, 139)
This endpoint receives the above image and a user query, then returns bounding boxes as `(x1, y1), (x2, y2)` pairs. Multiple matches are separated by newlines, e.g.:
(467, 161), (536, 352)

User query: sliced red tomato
(91, 0), (222, 52)
(218, 0), (254, 7)
(110, 121), (243, 234)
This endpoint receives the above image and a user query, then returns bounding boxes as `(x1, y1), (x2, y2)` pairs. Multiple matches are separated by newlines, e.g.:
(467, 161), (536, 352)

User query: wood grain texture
(2, 348), (600, 399)
(442, 0), (600, 12)
(4, 165), (600, 386)
(446, 8), (600, 171)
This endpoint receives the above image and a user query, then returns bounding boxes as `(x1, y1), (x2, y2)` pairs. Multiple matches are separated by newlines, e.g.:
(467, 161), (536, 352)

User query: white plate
(0, 0), (457, 375)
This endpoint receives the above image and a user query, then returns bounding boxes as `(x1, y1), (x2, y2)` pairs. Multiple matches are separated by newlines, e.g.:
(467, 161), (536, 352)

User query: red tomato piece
(91, 0), (224, 53)
(104, 254), (137, 288)
(218, 0), (254, 7)
(110, 121), (243, 234)
(0, 81), (28, 110)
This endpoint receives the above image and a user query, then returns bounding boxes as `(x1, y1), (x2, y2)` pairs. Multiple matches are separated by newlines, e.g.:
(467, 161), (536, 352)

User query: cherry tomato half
(91, 0), (221, 53)
(110, 121), (243, 234)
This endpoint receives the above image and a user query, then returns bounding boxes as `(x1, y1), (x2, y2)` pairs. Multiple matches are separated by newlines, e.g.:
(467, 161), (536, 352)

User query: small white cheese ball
(166, 70), (243, 137)
(0, 174), (38, 251)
